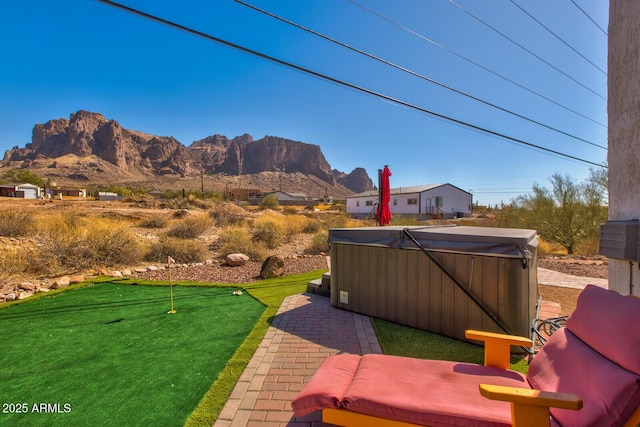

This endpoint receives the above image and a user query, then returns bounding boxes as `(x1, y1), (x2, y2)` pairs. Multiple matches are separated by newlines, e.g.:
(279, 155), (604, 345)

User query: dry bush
(218, 226), (268, 261)
(31, 215), (142, 275)
(253, 220), (286, 249)
(209, 203), (249, 227)
(0, 209), (37, 237)
(306, 231), (329, 255)
(139, 214), (169, 229)
(0, 246), (33, 281)
(166, 214), (212, 239)
(145, 236), (208, 264)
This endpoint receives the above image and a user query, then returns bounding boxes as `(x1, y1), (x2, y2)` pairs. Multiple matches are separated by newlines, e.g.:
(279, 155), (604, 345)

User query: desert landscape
(0, 197), (608, 317)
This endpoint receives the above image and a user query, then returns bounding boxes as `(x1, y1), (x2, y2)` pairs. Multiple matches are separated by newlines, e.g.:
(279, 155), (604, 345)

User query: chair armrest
(479, 384), (582, 427)
(465, 330), (533, 369)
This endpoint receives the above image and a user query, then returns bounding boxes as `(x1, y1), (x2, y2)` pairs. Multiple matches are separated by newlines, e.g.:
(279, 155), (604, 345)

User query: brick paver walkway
(213, 293), (382, 427)
(213, 268), (605, 426)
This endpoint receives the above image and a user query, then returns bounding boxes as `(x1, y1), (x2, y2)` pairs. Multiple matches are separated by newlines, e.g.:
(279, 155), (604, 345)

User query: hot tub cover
(328, 226), (537, 259)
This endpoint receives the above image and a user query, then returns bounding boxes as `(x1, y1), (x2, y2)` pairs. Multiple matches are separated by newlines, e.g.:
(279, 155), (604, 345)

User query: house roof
(349, 183), (471, 198)
(0, 183), (41, 189)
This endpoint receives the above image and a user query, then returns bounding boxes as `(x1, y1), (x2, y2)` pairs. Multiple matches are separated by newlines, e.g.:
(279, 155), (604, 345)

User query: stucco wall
(608, 1), (640, 296)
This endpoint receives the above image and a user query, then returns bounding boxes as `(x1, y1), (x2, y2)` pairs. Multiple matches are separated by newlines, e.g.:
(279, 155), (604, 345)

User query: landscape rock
(260, 255), (286, 279)
(5, 293), (16, 301)
(121, 269), (132, 276)
(52, 276), (70, 289)
(226, 253), (249, 267)
(19, 282), (37, 291)
(17, 291), (33, 300)
(69, 275), (85, 284)
(109, 271), (123, 278)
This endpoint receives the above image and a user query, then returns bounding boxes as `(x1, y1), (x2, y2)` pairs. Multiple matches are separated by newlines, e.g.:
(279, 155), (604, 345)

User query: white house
(0, 183), (41, 199)
(346, 183), (472, 219)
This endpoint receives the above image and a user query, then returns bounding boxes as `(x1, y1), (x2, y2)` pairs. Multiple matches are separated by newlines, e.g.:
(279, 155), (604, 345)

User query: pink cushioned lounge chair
(292, 285), (640, 427)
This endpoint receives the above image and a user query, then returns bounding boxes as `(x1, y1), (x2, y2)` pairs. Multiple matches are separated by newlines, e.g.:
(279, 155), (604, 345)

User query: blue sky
(0, 0), (608, 206)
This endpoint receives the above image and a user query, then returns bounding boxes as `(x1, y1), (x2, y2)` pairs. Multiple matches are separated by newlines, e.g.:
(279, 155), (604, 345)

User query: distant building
(346, 183), (472, 219)
(248, 191), (318, 207)
(0, 183), (41, 199)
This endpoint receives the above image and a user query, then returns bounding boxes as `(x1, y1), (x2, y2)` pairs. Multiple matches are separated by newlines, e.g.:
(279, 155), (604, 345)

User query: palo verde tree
(502, 170), (608, 255)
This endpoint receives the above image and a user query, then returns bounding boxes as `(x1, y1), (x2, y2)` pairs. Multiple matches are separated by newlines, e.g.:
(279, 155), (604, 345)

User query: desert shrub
(253, 220), (286, 249)
(306, 231), (329, 255)
(139, 214), (169, 229)
(209, 203), (248, 227)
(166, 214), (212, 239)
(218, 226), (268, 261)
(259, 194), (279, 210)
(0, 246), (33, 281)
(145, 236), (208, 264)
(0, 209), (37, 237)
(302, 218), (322, 233)
(32, 215), (142, 274)
(283, 206), (297, 215)
(283, 214), (311, 235)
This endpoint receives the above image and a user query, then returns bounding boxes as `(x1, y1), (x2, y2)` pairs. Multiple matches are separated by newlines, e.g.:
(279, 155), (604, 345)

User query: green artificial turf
(372, 318), (530, 373)
(0, 282), (265, 426)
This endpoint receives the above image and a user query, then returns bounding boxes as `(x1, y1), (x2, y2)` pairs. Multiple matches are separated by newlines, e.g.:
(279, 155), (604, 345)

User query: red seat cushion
(291, 353), (361, 416)
(342, 354), (528, 427)
(565, 285), (640, 375)
(527, 328), (640, 427)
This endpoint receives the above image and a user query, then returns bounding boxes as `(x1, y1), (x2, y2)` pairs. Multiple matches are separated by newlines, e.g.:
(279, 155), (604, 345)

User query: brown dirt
(538, 256), (608, 316)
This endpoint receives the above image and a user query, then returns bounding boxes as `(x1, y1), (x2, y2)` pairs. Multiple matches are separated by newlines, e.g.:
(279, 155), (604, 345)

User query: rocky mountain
(1, 111), (374, 197)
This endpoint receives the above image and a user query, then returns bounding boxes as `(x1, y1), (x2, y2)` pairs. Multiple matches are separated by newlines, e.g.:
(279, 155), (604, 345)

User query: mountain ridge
(1, 110), (375, 197)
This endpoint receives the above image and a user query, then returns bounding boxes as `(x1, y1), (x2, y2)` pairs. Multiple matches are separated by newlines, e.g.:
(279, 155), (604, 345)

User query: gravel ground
(131, 256), (330, 283)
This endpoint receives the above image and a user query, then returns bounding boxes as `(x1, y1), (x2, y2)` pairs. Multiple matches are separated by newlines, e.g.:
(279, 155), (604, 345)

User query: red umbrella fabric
(377, 166), (392, 226)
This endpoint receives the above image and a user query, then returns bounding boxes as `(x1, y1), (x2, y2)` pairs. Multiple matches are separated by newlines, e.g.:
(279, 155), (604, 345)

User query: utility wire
(96, 0), (606, 169)
(447, 0), (607, 101)
(235, 0), (605, 150)
(569, 0), (607, 36)
(509, 0), (606, 75)
(345, 0), (606, 128)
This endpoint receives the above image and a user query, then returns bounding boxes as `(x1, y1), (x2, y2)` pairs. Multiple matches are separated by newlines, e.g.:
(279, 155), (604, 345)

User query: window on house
(436, 196), (443, 207)
(365, 200), (373, 206)
(356, 201), (360, 207)
(408, 198), (417, 205)
(393, 199), (397, 206)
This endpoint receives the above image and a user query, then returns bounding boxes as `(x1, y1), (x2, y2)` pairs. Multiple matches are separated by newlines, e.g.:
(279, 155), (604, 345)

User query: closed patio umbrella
(376, 165), (392, 226)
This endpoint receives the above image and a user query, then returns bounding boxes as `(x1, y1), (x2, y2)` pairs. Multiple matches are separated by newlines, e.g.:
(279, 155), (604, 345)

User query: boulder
(52, 276), (70, 289)
(260, 255), (285, 279)
(69, 275), (85, 284)
(4, 293), (16, 301)
(19, 282), (37, 291)
(226, 253), (249, 267)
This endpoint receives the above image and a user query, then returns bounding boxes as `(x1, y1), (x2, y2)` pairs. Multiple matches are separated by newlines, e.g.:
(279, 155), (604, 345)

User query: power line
(96, 0), (606, 169)
(509, 0), (606, 75)
(569, 0), (607, 36)
(345, 0), (606, 128)
(447, 0), (607, 101)
(235, 0), (605, 150)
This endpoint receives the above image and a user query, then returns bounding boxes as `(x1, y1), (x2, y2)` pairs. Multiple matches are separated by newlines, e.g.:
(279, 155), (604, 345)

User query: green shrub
(0, 209), (36, 237)
(218, 227), (268, 261)
(139, 214), (169, 229)
(166, 214), (212, 239)
(306, 231), (329, 254)
(145, 236), (208, 264)
(259, 194), (279, 210)
(253, 220), (286, 249)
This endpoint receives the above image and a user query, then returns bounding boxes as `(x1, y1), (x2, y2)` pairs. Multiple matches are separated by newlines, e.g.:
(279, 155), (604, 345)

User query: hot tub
(328, 226), (538, 341)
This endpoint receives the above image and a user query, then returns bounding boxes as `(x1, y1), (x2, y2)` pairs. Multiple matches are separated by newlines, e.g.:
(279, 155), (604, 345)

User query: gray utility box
(329, 226), (538, 342)
(599, 220), (639, 261)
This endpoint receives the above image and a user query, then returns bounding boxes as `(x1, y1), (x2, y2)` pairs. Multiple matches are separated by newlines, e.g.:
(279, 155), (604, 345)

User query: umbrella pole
(377, 168), (382, 226)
